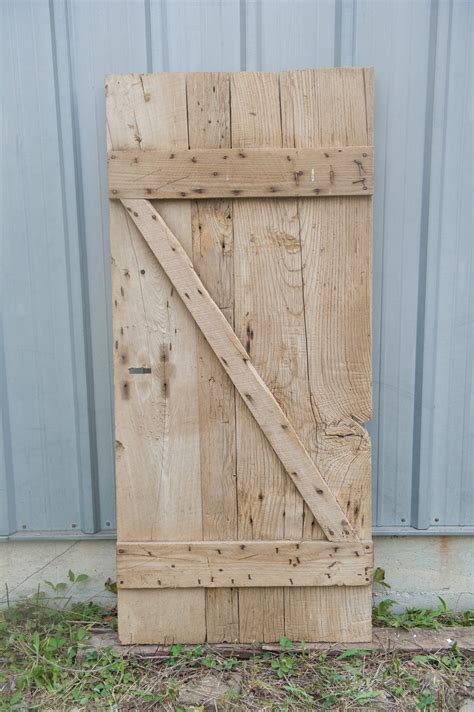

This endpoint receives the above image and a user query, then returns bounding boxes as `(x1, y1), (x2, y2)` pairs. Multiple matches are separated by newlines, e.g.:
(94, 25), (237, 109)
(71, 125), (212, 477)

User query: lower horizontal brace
(117, 540), (373, 589)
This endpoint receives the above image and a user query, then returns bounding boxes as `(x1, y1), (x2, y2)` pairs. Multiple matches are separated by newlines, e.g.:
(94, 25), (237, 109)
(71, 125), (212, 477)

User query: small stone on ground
(177, 673), (241, 709)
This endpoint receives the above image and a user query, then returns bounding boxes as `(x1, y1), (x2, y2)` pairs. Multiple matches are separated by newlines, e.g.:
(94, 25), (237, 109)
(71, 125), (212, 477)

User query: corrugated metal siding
(1, 0), (472, 539)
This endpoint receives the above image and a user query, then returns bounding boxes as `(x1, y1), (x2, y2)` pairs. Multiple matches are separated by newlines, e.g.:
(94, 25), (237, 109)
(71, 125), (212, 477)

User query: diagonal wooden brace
(121, 198), (359, 543)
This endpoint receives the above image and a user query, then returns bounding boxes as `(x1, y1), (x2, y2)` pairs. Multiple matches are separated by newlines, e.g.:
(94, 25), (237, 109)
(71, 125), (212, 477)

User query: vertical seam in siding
(255, 0), (262, 70)
(0, 319), (16, 534)
(159, 0), (169, 72)
(351, 0), (357, 66)
(48, 0), (93, 533)
(334, 0), (342, 67)
(0, 4), (16, 535)
(410, 0), (440, 530)
(63, 0), (101, 533)
(144, 0), (153, 72)
(239, 0), (246, 70)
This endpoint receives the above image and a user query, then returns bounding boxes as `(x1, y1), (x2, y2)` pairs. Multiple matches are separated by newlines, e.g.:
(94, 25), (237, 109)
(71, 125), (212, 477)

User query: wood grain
(187, 72), (239, 643)
(109, 69), (373, 644)
(108, 146), (373, 198)
(117, 541), (373, 588)
(230, 72), (287, 642)
(122, 198), (358, 544)
(107, 73), (205, 644)
(280, 67), (373, 642)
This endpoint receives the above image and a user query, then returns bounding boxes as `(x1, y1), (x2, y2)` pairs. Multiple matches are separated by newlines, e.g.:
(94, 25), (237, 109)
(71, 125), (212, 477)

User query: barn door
(107, 69), (374, 644)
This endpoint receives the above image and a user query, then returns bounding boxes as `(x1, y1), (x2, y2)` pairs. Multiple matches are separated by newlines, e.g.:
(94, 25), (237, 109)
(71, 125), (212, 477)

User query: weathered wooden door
(107, 69), (373, 644)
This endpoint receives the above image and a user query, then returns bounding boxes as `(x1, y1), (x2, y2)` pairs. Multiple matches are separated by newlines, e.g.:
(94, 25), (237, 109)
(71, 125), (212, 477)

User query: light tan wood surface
(187, 72), (239, 643)
(108, 146), (373, 198)
(117, 541), (373, 588)
(230, 71), (289, 642)
(107, 73), (205, 644)
(107, 69), (373, 644)
(280, 68), (373, 642)
(121, 198), (358, 544)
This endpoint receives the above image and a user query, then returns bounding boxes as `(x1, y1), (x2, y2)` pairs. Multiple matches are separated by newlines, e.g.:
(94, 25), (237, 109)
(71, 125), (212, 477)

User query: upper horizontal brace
(108, 146), (373, 199)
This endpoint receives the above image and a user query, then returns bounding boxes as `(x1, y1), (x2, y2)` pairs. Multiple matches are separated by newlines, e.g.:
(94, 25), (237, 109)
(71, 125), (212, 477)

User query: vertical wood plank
(186, 72), (239, 643)
(231, 72), (287, 642)
(280, 68), (373, 641)
(107, 73), (205, 643)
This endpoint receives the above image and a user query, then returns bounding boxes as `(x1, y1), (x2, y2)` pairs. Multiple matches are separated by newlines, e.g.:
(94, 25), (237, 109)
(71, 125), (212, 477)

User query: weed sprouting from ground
(0, 592), (473, 710)
(373, 596), (474, 629)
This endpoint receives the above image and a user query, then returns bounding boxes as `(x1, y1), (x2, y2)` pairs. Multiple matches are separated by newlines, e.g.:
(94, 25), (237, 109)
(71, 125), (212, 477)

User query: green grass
(373, 596), (474, 629)
(1, 591), (473, 711)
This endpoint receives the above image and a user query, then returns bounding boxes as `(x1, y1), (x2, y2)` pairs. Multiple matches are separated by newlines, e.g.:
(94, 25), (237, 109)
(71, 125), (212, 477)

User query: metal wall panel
(1, 0), (472, 539)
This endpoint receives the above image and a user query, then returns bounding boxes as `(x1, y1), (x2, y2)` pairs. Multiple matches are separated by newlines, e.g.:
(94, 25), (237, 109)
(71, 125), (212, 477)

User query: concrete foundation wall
(1, 537), (472, 612)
